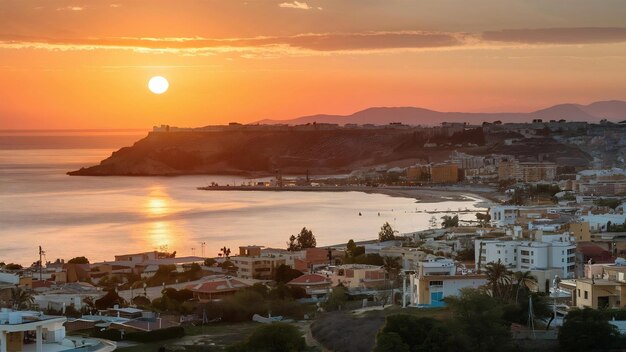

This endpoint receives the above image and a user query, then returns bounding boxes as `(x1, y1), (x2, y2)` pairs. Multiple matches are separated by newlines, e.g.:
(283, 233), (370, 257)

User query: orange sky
(1, 0), (626, 129)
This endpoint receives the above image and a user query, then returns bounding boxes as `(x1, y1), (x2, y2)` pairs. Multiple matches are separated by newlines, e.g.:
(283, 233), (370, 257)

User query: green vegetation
(95, 289), (126, 310)
(344, 253), (383, 265)
(558, 308), (623, 351)
(475, 212), (491, 227)
(126, 326), (185, 342)
(440, 215), (459, 228)
(324, 284), (348, 311)
(10, 287), (34, 310)
(378, 222), (397, 242)
(227, 323), (305, 352)
(151, 288), (195, 314)
(345, 239), (365, 258)
(594, 198), (621, 210)
(199, 284), (310, 323)
(67, 256), (90, 264)
(275, 264), (304, 284)
(287, 227), (317, 251)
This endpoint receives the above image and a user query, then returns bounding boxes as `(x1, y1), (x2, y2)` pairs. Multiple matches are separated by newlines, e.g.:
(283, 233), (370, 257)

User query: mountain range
(256, 100), (626, 126)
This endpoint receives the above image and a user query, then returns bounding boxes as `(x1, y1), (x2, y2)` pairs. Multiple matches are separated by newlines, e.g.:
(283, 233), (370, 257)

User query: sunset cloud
(278, 2), (314, 10)
(483, 27), (626, 45)
(0, 31), (466, 54)
(56, 6), (84, 11)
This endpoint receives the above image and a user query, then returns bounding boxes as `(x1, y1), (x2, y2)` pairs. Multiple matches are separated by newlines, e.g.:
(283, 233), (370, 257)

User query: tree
(219, 247), (231, 259)
(95, 289), (126, 310)
(512, 271), (536, 303)
(274, 265), (303, 284)
(440, 215), (459, 228)
(346, 239), (357, 256)
(228, 323), (306, 352)
(11, 287), (34, 310)
(67, 256), (89, 264)
(325, 284), (348, 311)
(475, 212), (491, 227)
(382, 256), (401, 285)
(375, 315), (450, 352)
(373, 332), (409, 352)
(445, 288), (512, 352)
(558, 308), (621, 352)
(287, 227), (316, 251)
(378, 222), (397, 242)
(203, 258), (216, 266)
(429, 216), (438, 229)
(484, 260), (512, 301)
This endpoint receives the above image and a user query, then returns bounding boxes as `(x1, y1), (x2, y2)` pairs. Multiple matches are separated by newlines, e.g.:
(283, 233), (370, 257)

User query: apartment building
(231, 246), (286, 280)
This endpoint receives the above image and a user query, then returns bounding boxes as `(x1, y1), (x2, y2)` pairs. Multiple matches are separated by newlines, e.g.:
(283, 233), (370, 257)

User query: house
(186, 276), (249, 302)
(287, 274), (332, 300)
(321, 264), (387, 290)
(293, 248), (342, 273)
(559, 261), (626, 309)
(0, 309), (115, 352)
(408, 258), (487, 307)
(231, 246), (286, 280)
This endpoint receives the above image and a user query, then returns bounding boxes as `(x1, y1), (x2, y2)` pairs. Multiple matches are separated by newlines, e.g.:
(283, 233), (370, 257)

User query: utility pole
(201, 242), (206, 258)
(38, 246), (44, 280)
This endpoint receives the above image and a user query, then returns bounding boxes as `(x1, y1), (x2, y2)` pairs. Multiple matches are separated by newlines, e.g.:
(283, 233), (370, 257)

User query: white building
(475, 233), (576, 278)
(580, 213), (626, 232)
(0, 309), (116, 352)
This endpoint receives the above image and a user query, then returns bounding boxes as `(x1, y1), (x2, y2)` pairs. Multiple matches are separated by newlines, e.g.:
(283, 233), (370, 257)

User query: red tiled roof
(187, 278), (249, 294)
(288, 274), (331, 285)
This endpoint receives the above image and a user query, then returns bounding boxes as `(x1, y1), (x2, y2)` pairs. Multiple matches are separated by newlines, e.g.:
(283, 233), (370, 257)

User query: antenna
(38, 246), (45, 281)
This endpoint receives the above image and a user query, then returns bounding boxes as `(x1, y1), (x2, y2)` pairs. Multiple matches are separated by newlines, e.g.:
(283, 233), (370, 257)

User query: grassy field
(115, 322), (261, 352)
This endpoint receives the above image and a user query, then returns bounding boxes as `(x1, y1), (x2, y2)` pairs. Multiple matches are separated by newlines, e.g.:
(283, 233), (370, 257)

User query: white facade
(580, 213), (626, 232)
(489, 206), (519, 227)
(476, 236), (576, 278)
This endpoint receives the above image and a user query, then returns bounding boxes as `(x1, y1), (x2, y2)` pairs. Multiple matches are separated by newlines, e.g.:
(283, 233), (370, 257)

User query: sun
(148, 76), (169, 94)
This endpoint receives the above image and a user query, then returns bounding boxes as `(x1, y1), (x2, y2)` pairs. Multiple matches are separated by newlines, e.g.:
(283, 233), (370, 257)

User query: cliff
(68, 129), (445, 176)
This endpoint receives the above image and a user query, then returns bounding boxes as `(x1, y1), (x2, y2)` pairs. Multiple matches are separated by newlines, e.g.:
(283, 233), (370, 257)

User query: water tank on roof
(615, 258), (626, 266)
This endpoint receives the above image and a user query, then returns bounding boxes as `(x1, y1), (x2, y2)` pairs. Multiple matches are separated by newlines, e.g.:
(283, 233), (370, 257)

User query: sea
(0, 130), (485, 266)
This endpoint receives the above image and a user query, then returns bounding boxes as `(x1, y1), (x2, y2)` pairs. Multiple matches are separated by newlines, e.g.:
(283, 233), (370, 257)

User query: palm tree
(382, 256), (402, 286)
(484, 260), (512, 301)
(513, 271), (537, 303)
(11, 287), (34, 310)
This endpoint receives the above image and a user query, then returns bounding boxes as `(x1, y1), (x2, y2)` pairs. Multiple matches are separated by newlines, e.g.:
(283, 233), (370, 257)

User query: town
(3, 119), (626, 352)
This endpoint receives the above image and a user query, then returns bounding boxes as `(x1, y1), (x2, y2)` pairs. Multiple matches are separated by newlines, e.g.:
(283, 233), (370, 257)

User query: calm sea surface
(0, 132), (484, 265)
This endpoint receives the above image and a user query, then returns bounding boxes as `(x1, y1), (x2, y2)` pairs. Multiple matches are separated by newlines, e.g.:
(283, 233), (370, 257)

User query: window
(520, 250), (530, 256)
(521, 258), (529, 264)
(429, 281), (443, 287)
(584, 291), (588, 300)
(577, 289), (580, 297)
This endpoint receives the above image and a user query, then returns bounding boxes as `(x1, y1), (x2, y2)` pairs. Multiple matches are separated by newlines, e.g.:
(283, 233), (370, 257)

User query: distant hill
(256, 100), (626, 126)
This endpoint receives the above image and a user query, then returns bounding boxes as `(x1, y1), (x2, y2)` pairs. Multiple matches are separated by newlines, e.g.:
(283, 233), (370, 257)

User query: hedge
(125, 326), (185, 342)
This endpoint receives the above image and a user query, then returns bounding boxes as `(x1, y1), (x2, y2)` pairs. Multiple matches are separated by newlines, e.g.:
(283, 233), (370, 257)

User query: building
(475, 233), (576, 278)
(378, 247), (427, 270)
(0, 310), (116, 352)
(286, 274), (332, 300)
(560, 262), (626, 309)
(321, 265), (387, 290)
(408, 258), (487, 307)
(186, 276), (250, 302)
(406, 164), (430, 181)
(231, 246), (286, 280)
(568, 222), (591, 242)
(430, 164), (459, 183)
(498, 161), (557, 182)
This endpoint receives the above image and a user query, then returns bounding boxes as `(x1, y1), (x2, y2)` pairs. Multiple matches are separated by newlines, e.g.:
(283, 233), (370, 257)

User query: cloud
(109, 4), (121, 8)
(483, 27), (626, 45)
(57, 6), (84, 11)
(278, 1), (314, 10)
(0, 31), (467, 54)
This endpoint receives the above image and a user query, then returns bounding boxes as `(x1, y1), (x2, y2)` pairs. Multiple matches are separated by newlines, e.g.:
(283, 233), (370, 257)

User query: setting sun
(148, 76), (169, 95)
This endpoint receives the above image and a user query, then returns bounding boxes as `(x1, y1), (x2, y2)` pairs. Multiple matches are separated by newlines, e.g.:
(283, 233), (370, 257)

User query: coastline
(197, 185), (499, 207)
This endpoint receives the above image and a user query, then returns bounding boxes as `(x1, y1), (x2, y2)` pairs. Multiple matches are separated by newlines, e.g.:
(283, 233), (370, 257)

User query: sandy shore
(197, 185), (500, 207)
